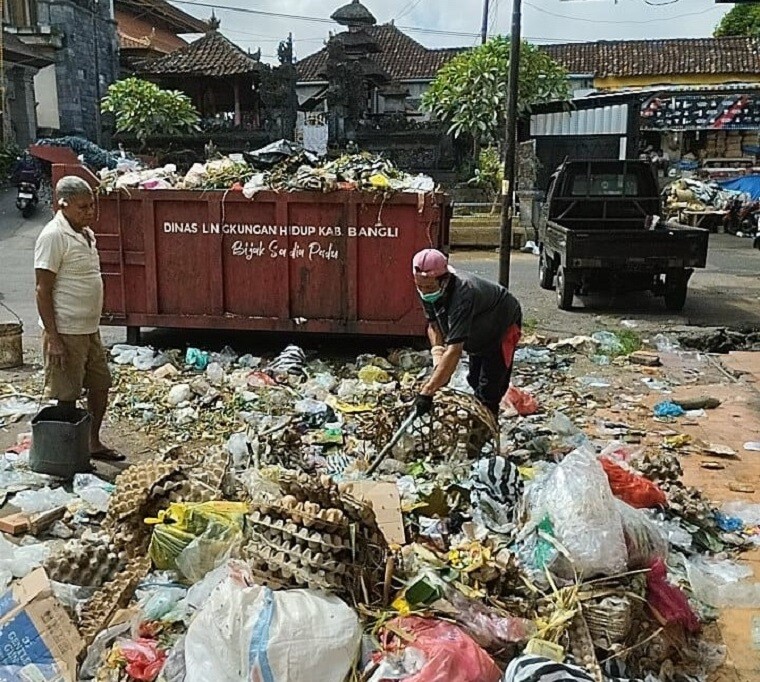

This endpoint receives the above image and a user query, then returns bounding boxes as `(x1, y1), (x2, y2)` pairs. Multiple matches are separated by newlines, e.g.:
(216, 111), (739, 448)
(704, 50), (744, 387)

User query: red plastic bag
(503, 386), (539, 416)
(600, 457), (667, 509)
(118, 639), (168, 682)
(646, 559), (700, 633)
(377, 617), (501, 682)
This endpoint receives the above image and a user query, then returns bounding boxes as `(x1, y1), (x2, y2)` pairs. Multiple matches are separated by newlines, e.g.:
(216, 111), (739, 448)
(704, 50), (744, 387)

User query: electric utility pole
(481, 0), (490, 44)
(498, 0), (522, 288)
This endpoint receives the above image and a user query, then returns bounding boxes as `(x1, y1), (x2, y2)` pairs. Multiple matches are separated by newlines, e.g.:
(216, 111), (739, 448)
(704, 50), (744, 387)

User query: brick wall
(37, 0), (119, 141)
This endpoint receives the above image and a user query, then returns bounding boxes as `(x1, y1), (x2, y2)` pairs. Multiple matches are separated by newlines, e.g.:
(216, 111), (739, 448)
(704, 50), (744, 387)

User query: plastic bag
(184, 561), (361, 682)
(531, 449), (627, 578)
(653, 333), (681, 353)
(147, 502), (247, 575)
(654, 401), (685, 418)
(685, 557), (760, 608)
(358, 365), (391, 384)
(615, 500), (667, 569)
(437, 587), (535, 651)
(646, 559), (700, 632)
(591, 331), (623, 355)
(185, 348), (209, 371)
(12, 486), (76, 514)
(74, 473), (114, 513)
(600, 458), (667, 508)
(0, 535), (50, 578)
(503, 386), (539, 416)
(723, 501), (760, 527)
(118, 639), (167, 682)
(374, 617), (501, 682)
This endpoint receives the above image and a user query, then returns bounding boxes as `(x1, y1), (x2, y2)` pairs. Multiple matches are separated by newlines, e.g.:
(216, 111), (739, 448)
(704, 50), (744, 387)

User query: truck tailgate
(553, 225), (709, 270)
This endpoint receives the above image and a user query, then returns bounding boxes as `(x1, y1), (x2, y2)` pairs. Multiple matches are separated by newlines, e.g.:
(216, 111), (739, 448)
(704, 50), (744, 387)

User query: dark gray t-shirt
(423, 271), (521, 355)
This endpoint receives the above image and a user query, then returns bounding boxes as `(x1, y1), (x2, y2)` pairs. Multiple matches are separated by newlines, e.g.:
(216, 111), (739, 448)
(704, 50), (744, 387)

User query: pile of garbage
(97, 140), (436, 197)
(34, 136), (133, 171)
(1, 332), (759, 682)
(663, 177), (741, 214)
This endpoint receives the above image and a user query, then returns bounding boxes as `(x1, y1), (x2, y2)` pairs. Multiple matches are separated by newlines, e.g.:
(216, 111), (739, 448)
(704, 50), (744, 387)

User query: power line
(525, 0), (721, 25)
(396, 0), (425, 22)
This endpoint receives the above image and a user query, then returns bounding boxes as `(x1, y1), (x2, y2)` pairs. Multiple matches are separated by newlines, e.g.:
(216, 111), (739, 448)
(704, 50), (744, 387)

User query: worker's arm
(427, 322), (444, 347)
(420, 342), (464, 396)
(35, 269), (65, 366)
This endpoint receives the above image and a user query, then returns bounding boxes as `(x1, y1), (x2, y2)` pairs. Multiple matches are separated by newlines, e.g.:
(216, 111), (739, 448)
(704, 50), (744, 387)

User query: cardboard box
(0, 569), (84, 681)
(341, 481), (405, 545)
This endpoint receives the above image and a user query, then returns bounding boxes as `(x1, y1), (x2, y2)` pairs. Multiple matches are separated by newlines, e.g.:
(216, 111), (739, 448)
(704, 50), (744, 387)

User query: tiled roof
(541, 37), (760, 79)
(297, 24), (464, 82)
(114, 0), (209, 34)
(119, 30), (151, 50)
(138, 30), (260, 77)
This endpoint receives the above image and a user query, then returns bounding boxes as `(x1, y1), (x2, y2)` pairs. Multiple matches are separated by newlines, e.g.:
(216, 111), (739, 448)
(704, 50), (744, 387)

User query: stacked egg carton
(43, 533), (126, 588)
(244, 471), (386, 602)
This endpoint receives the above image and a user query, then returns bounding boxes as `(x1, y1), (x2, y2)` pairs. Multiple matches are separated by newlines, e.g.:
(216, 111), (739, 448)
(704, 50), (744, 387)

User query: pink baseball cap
(412, 249), (455, 279)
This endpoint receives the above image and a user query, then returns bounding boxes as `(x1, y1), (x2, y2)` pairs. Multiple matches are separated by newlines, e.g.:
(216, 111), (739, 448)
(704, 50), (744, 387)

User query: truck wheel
(538, 252), (554, 290)
(664, 276), (688, 312)
(556, 266), (575, 311)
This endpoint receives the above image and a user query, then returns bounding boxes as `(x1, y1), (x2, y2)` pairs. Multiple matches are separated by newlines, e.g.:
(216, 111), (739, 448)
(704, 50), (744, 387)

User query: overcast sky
(172, 0), (730, 62)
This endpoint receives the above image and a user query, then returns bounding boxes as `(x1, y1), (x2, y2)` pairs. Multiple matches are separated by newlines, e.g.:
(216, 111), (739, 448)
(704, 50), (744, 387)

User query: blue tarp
(718, 174), (760, 200)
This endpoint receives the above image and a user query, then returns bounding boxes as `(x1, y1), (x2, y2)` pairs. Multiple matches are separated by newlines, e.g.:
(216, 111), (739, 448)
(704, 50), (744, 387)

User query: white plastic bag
(532, 449), (627, 578)
(185, 561), (361, 682)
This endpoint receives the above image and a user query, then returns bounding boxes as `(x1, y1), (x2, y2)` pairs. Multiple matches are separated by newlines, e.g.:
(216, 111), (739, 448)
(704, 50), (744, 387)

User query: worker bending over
(412, 249), (522, 417)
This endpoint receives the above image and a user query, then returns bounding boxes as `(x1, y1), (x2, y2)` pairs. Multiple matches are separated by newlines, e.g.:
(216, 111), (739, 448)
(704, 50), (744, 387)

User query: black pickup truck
(537, 159), (709, 311)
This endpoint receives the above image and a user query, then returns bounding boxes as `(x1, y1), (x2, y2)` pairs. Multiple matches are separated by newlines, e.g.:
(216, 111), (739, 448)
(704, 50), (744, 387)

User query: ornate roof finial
(207, 11), (221, 31)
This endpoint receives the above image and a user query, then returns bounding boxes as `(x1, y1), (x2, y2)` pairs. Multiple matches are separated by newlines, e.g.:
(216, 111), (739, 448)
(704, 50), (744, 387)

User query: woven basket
(583, 596), (633, 649)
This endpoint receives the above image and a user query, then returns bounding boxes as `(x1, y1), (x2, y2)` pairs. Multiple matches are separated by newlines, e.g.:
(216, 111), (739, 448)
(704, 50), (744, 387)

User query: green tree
(715, 4), (760, 37)
(101, 78), (200, 148)
(422, 37), (569, 151)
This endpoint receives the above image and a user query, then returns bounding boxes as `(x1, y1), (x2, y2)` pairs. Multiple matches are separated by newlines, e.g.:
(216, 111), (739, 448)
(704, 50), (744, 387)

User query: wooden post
(233, 79), (242, 127)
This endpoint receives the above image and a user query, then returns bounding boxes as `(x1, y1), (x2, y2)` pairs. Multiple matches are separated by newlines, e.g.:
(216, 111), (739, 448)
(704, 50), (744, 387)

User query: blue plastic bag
(185, 348), (209, 371)
(653, 401), (685, 418)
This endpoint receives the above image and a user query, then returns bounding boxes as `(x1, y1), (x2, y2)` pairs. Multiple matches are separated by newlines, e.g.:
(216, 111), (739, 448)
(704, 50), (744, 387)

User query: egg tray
(248, 511), (350, 551)
(77, 556), (152, 645)
(244, 545), (366, 595)
(246, 538), (348, 575)
(105, 460), (179, 525)
(249, 498), (349, 533)
(43, 536), (126, 588)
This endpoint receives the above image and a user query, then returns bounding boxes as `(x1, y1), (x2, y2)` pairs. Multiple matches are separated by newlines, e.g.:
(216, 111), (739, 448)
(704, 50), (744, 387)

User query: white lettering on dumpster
(165, 222), (399, 262)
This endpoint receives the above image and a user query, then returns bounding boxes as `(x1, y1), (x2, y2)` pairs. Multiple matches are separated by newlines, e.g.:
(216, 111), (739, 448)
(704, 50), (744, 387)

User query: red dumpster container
(53, 164), (450, 340)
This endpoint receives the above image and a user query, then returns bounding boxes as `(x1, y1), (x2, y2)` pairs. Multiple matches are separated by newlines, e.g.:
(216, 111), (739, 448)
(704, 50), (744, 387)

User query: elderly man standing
(34, 176), (123, 462)
(412, 248), (522, 418)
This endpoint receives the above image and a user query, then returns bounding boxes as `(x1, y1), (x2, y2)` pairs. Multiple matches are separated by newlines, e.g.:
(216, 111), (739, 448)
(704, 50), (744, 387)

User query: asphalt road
(452, 233), (760, 335)
(1, 187), (758, 356)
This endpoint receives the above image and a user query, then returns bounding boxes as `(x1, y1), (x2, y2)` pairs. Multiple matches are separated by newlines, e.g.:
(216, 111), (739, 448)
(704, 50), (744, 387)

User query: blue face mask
(418, 287), (444, 303)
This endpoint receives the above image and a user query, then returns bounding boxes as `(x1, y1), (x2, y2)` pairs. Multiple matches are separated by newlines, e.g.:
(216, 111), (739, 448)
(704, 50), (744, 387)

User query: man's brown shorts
(43, 332), (112, 402)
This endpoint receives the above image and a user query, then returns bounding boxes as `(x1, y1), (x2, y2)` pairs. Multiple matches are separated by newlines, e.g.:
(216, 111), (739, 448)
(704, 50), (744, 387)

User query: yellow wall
(595, 73), (760, 90)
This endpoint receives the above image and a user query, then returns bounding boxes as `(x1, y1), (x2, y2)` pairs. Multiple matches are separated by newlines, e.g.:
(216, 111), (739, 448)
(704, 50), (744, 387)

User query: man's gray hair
(56, 176), (93, 207)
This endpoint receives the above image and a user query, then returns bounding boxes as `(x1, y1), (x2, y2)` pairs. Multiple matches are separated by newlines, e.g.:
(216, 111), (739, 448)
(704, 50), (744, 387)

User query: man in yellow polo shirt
(34, 176), (122, 462)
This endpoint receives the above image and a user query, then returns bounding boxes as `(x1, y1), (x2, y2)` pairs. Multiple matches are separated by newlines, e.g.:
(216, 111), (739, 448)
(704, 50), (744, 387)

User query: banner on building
(640, 92), (760, 131)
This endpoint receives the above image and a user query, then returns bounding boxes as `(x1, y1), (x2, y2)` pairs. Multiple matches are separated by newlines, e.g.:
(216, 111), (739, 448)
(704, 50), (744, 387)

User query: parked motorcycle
(11, 153), (41, 218)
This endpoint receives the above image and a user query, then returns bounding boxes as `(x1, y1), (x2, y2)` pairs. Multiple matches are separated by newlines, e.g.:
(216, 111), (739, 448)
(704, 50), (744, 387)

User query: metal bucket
(0, 321), (23, 369)
(30, 405), (92, 479)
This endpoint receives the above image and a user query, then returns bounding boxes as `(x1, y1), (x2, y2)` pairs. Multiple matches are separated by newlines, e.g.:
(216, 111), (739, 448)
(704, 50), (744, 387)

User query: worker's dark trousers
(467, 310), (522, 416)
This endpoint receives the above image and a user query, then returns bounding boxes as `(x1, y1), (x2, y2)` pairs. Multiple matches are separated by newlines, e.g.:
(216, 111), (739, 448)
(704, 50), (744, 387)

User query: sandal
(90, 448), (126, 462)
